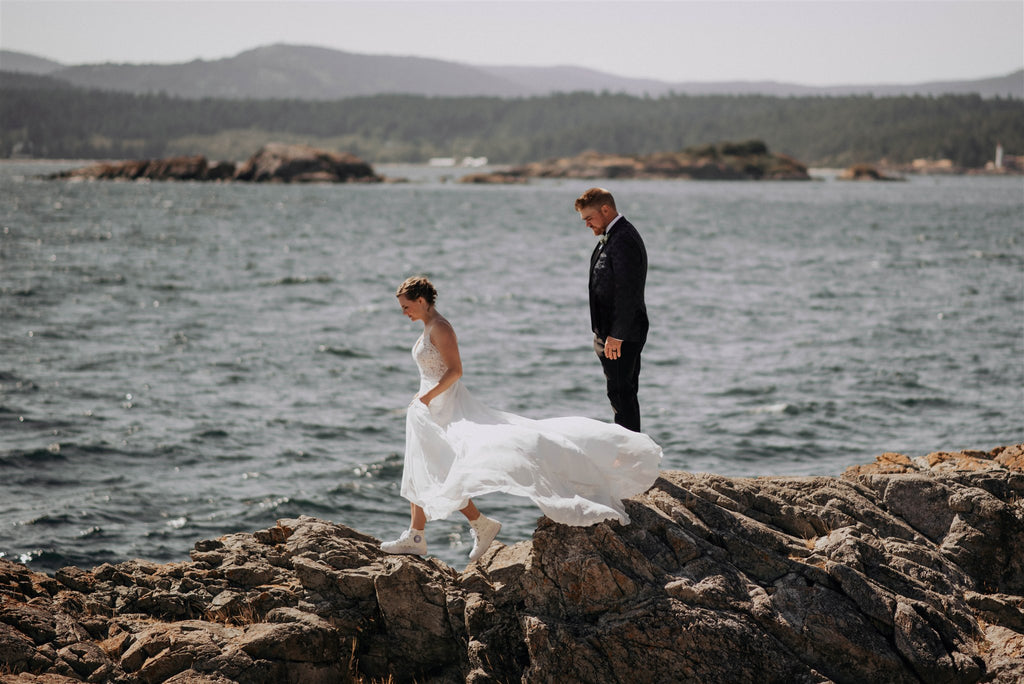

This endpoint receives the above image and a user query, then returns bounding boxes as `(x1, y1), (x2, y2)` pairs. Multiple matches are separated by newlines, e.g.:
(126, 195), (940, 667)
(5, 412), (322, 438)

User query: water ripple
(2, 165), (1021, 571)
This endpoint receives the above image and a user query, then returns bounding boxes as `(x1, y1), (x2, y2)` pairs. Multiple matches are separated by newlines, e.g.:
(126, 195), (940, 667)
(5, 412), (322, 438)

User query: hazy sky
(2, 1), (1022, 86)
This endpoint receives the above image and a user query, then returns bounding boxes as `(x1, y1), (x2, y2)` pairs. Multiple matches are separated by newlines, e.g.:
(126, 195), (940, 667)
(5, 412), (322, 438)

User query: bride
(380, 276), (662, 562)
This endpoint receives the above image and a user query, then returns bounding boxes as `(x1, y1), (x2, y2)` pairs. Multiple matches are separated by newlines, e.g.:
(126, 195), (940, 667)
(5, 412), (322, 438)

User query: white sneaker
(468, 516), (501, 562)
(381, 529), (427, 556)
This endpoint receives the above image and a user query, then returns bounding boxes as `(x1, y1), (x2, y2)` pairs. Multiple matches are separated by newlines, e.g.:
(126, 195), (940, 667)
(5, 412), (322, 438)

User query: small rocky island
(1, 444), (1021, 683)
(46, 143), (383, 184)
(461, 140), (811, 183)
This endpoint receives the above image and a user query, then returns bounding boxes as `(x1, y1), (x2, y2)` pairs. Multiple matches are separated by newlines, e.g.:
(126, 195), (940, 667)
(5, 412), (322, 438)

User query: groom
(575, 188), (649, 432)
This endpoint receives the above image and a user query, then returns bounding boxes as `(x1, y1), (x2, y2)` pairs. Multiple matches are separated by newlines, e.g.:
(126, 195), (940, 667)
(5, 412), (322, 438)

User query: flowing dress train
(401, 332), (662, 525)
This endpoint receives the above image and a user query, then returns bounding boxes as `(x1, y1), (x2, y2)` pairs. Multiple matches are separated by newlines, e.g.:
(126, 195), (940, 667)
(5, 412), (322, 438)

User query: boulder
(0, 444), (1020, 683)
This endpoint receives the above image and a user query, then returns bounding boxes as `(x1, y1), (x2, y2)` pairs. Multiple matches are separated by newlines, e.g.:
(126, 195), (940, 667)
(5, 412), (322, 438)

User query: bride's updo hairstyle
(396, 276), (437, 305)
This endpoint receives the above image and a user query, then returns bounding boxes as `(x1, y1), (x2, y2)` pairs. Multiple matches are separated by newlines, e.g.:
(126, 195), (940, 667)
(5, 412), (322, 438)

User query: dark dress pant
(595, 336), (644, 432)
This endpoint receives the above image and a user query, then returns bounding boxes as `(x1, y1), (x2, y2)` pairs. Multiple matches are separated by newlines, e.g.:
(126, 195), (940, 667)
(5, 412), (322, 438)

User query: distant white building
(428, 156), (488, 167)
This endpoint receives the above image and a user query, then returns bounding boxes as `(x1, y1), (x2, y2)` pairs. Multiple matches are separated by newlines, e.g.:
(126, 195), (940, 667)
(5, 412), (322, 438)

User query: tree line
(2, 72), (1022, 167)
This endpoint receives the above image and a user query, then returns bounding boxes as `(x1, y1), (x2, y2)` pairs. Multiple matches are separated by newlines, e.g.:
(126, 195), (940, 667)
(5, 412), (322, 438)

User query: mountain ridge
(2, 44), (1020, 99)
(0, 50), (65, 75)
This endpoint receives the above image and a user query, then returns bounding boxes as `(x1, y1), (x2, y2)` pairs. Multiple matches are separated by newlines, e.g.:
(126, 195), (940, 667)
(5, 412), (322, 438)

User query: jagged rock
(0, 444), (1021, 683)
(52, 568), (95, 595)
(0, 621), (47, 672)
(53, 641), (113, 681)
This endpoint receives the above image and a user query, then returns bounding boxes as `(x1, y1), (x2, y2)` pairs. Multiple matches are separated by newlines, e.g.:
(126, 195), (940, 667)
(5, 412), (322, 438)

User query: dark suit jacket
(589, 216), (649, 343)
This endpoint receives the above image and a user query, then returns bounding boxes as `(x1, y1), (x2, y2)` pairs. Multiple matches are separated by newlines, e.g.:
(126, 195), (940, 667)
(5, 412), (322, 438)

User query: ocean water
(1, 161), (1021, 572)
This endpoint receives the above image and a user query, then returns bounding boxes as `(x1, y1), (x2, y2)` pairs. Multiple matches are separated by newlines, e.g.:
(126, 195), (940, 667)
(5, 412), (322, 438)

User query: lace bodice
(413, 332), (447, 385)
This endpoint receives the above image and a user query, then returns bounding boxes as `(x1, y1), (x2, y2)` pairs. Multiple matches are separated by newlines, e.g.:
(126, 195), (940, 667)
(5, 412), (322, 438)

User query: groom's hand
(604, 336), (623, 359)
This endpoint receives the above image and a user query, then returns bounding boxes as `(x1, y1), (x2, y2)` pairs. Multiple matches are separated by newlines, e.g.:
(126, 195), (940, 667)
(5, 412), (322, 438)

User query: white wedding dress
(401, 332), (663, 526)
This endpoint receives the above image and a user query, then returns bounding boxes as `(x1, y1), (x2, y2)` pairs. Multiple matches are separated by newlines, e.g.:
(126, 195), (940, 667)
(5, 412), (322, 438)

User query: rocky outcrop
(47, 155), (235, 182)
(46, 144), (381, 183)
(1, 445), (1021, 683)
(457, 170), (528, 184)
(232, 143), (379, 183)
(838, 163), (904, 181)
(462, 140), (811, 183)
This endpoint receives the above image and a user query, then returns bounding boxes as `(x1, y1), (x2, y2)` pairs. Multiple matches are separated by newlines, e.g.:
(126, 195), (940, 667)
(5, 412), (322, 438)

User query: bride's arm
(419, 320), (463, 405)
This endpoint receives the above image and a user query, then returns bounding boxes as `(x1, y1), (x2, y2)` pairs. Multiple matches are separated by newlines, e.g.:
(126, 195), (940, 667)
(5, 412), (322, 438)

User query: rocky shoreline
(460, 140), (811, 183)
(2, 444), (1022, 683)
(45, 143), (383, 184)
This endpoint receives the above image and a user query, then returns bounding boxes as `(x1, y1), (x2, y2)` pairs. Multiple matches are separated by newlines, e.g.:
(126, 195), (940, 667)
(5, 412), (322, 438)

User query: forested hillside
(3, 72), (1022, 166)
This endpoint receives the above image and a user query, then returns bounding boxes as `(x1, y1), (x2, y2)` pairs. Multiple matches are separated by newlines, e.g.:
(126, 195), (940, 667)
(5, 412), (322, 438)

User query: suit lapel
(590, 241), (603, 275)
(591, 216), (627, 283)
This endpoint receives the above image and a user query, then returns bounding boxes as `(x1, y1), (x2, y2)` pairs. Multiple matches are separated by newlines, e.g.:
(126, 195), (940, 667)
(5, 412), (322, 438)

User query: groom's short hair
(574, 187), (616, 212)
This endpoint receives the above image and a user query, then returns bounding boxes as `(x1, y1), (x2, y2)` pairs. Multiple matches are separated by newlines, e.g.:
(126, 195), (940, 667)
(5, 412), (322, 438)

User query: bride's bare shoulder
(426, 316), (458, 346)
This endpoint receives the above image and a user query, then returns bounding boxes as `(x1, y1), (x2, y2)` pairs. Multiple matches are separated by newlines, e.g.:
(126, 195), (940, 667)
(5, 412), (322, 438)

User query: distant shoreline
(6, 158), (1021, 180)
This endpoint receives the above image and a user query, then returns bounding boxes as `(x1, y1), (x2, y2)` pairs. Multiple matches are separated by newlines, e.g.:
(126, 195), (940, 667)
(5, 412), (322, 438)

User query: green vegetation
(2, 72), (1021, 166)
